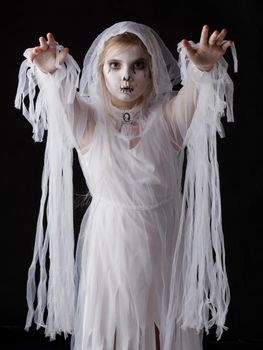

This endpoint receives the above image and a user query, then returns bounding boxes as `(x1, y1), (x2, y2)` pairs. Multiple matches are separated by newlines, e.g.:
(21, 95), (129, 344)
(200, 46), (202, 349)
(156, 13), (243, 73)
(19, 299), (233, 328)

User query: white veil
(79, 21), (181, 100)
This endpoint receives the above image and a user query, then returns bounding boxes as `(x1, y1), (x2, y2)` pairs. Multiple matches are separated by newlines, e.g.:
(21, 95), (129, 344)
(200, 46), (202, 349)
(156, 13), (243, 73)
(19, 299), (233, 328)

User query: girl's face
(102, 44), (151, 109)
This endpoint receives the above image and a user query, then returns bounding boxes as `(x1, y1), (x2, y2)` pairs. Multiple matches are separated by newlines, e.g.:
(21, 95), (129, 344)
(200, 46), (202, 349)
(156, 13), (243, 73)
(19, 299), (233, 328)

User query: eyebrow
(107, 58), (147, 63)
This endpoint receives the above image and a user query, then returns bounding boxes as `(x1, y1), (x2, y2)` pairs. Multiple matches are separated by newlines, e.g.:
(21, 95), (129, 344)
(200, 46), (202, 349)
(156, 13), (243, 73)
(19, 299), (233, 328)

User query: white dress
(71, 97), (203, 349)
(14, 21), (237, 350)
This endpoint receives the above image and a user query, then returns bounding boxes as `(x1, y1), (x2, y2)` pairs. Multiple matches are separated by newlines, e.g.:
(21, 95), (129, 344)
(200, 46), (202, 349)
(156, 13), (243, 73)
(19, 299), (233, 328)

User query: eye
(108, 61), (121, 70)
(133, 60), (146, 70)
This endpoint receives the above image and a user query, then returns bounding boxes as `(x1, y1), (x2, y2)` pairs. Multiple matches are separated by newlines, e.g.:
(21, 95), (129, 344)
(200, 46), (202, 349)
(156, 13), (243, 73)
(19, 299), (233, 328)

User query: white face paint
(102, 44), (151, 109)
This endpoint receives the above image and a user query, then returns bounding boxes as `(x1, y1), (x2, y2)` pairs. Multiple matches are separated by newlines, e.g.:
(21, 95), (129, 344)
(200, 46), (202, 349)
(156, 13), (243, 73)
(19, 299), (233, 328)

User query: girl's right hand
(28, 32), (69, 74)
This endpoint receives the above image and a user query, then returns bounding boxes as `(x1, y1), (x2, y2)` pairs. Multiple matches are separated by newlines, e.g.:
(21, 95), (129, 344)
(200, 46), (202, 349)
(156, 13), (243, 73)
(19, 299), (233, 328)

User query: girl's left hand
(182, 24), (233, 72)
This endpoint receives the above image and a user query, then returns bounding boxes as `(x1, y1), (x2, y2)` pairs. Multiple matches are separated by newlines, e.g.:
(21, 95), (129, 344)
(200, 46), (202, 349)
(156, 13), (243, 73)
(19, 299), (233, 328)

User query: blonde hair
(97, 32), (155, 164)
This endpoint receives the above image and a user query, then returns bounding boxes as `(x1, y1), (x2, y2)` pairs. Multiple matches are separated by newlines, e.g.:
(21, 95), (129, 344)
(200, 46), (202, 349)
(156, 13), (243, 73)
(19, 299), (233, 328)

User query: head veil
(79, 21), (181, 101)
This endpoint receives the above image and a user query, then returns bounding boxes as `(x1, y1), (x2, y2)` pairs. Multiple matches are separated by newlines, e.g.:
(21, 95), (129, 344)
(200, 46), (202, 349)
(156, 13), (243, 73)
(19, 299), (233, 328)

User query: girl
(15, 21), (237, 350)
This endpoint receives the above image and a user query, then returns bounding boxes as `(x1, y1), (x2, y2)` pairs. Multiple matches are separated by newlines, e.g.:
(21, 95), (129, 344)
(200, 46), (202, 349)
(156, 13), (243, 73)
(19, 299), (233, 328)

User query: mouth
(120, 86), (134, 94)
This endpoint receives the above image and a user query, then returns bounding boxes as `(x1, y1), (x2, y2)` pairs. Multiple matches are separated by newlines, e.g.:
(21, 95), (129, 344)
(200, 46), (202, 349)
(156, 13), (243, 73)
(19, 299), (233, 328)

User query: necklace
(109, 104), (142, 126)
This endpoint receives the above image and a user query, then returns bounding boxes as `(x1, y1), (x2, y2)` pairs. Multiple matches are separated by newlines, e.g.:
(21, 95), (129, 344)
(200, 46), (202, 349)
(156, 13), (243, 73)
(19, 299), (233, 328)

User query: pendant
(122, 112), (131, 123)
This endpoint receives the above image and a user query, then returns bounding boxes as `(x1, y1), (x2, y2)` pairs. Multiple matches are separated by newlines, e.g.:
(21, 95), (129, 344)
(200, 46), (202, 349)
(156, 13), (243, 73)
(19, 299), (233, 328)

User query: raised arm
(165, 25), (233, 148)
(17, 32), (95, 151)
(165, 26), (236, 341)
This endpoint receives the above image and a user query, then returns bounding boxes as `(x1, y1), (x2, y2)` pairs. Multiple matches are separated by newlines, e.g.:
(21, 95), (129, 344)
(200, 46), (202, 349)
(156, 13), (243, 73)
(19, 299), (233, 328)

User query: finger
(39, 36), (48, 50)
(215, 28), (227, 45)
(200, 25), (209, 46)
(47, 32), (57, 49)
(58, 47), (69, 64)
(208, 30), (219, 45)
(182, 39), (196, 60)
(221, 40), (233, 52)
(28, 50), (36, 62)
(28, 46), (41, 62)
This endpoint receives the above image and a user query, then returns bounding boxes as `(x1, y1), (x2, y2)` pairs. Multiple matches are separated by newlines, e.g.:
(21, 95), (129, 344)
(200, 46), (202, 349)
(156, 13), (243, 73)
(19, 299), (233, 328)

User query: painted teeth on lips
(120, 87), (134, 93)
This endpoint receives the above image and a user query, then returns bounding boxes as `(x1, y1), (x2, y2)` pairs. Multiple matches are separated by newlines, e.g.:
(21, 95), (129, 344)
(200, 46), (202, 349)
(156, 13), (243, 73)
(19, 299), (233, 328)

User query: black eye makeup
(106, 58), (147, 72)
(133, 60), (146, 70)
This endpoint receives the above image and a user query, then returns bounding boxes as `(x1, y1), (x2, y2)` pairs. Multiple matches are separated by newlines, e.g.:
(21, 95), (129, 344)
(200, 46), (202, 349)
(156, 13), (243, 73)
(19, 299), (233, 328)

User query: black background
(1, 0), (263, 348)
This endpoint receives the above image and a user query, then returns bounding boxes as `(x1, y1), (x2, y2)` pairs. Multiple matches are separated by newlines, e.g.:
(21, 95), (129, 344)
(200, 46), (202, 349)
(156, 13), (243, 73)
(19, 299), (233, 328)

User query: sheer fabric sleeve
(164, 64), (200, 150)
(14, 46), (91, 340)
(165, 39), (237, 148)
(164, 41), (237, 348)
(15, 46), (95, 149)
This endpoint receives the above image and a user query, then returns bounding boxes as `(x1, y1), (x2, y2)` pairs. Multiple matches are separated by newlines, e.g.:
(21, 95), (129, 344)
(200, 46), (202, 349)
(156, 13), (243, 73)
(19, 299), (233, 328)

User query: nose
(122, 65), (132, 81)
(123, 75), (130, 81)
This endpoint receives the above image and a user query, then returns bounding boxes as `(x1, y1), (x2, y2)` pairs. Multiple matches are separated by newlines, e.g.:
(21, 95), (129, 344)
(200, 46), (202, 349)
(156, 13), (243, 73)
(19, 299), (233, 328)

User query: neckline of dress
(109, 103), (143, 126)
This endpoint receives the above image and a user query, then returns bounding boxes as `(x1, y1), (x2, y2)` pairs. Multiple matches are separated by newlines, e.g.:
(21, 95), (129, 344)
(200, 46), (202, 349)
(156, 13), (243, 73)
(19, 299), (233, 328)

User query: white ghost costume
(15, 21), (237, 350)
